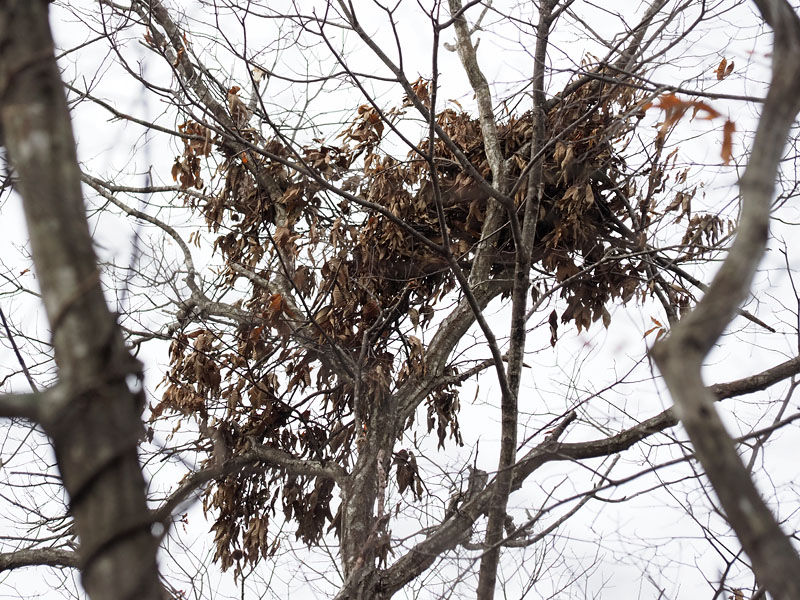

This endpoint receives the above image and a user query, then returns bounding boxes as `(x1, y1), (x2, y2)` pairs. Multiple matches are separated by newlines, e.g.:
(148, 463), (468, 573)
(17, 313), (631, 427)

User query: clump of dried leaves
(152, 73), (723, 572)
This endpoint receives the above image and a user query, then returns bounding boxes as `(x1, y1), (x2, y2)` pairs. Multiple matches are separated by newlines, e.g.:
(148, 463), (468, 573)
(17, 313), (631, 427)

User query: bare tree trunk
(473, 1), (556, 597)
(0, 2), (162, 599)
(653, 1), (800, 597)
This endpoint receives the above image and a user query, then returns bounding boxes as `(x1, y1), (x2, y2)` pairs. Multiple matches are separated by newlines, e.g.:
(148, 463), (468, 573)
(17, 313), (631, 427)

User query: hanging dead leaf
(722, 119), (735, 164)
(715, 58), (728, 80)
(715, 58), (735, 80)
(227, 86), (249, 126)
(584, 184), (594, 206)
(601, 306), (611, 328)
(408, 307), (419, 330)
(644, 316), (666, 339)
(312, 305), (333, 325)
(268, 293), (283, 315)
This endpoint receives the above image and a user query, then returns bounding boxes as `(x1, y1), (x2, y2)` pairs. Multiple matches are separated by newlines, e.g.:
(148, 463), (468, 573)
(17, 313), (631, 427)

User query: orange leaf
(722, 119), (736, 164)
(269, 294), (283, 314)
(656, 93), (682, 110)
(690, 101), (720, 121)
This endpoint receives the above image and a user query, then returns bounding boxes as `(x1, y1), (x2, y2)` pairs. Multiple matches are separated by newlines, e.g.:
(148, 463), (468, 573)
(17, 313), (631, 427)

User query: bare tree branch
(0, 547), (79, 572)
(653, 2), (800, 596)
(0, 391), (41, 420)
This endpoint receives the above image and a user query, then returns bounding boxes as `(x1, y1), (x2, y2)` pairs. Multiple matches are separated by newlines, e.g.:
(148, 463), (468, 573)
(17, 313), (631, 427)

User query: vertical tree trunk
(0, 2), (163, 599)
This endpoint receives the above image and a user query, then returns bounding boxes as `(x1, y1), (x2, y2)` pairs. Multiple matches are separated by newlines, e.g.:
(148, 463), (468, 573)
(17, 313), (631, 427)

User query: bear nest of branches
(154, 75), (722, 571)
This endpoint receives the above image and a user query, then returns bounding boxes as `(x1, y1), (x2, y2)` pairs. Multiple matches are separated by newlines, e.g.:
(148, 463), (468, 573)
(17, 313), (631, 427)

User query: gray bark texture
(0, 2), (163, 599)
(652, 0), (800, 597)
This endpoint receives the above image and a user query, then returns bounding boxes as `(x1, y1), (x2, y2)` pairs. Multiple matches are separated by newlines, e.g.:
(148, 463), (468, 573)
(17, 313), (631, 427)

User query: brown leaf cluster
(153, 70), (713, 570)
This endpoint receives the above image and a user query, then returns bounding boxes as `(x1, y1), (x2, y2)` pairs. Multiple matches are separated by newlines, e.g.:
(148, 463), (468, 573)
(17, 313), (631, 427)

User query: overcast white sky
(2, 1), (799, 599)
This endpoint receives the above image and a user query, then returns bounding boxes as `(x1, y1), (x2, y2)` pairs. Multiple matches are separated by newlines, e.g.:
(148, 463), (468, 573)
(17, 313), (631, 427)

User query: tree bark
(652, 1), (800, 597)
(0, 2), (162, 599)
(473, 1), (556, 597)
